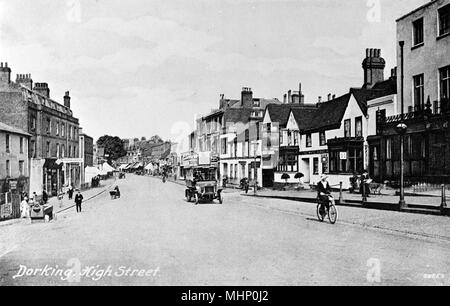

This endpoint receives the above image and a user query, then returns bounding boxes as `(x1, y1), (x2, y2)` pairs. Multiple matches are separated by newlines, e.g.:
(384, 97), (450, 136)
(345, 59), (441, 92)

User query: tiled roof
(290, 108), (320, 131)
(351, 78), (397, 115)
(223, 108), (254, 124)
(0, 122), (31, 136)
(266, 104), (315, 127)
(301, 94), (351, 133)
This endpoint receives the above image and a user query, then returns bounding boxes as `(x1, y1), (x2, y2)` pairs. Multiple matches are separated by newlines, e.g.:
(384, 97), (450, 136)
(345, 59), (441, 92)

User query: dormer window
(253, 99), (261, 107)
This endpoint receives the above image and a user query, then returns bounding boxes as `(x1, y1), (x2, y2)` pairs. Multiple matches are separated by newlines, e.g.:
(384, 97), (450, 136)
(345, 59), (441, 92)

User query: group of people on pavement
(19, 186), (85, 219)
(19, 183), (122, 219)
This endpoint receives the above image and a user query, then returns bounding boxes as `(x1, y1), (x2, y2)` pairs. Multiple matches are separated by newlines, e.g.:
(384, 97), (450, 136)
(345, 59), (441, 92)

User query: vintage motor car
(185, 168), (223, 205)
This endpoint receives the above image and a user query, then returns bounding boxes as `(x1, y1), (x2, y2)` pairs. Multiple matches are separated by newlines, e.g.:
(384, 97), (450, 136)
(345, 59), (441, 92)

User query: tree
(97, 135), (127, 162)
(149, 135), (163, 144)
(281, 173), (290, 187)
(294, 173), (304, 186)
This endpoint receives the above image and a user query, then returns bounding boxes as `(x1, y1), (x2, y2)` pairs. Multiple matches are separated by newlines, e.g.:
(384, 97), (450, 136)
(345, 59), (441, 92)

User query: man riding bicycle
(317, 174), (335, 216)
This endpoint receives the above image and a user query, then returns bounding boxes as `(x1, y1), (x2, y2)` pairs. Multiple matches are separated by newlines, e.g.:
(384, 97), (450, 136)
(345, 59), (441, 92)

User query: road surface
(1, 174), (449, 286)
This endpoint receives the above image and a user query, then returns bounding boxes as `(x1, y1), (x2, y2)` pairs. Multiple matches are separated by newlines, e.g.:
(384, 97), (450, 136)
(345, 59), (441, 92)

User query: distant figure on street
(360, 170), (371, 197)
(42, 190), (48, 204)
(74, 190), (84, 213)
(20, 197), (30, 219)
(31, 192), (37, 204)
(114, 186), (121, 198)
(68, 186), (74, 200)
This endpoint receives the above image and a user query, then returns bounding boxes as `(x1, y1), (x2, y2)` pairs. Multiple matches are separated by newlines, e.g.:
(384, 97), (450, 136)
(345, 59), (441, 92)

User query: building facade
(0, 123), (30, 195)
(396, 0), (450, 114)
(369, 0), (450, 184)
(0, 64), (82, 196)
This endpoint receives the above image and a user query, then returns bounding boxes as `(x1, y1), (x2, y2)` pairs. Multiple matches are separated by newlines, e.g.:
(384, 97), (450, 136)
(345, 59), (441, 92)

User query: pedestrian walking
(42, 190), (48, 204)
(74, 190), (84, 213)
(360, 170), (372, 198)
(20, 198), (30, 219)
(68, 185), (74, 200)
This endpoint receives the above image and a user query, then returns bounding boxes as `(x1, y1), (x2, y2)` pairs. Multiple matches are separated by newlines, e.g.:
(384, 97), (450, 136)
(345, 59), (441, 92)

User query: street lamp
(251, 140), (258, 195)
(398, 41), (407, 209)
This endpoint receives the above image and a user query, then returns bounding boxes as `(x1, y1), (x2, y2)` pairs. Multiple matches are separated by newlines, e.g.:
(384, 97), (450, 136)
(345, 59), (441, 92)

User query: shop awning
(43, 159), (63, 170)
(102, 162), (115, 173)
(133, 162), (144, 169)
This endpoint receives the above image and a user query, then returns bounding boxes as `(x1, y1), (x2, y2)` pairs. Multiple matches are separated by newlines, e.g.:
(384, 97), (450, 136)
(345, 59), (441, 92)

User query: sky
(0, 0), (427, 148)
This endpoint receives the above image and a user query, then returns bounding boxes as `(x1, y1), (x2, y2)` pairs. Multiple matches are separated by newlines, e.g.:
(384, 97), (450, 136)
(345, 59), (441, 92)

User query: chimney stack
(332, 94), (336, 100)
(328, 93), (332, 101)
(16, 74), (33, 89)
(33, 83), (50, 98)
(292, 91), (300, 104)
(241, 87), (253, 107)
(0, 62), (12, 87)
(283, 94), (287, 103)
(318, 96), (322, 103)
(288, 90), (292, 103)
(64, 91), (71, 108)
(362, 48), (386, 89)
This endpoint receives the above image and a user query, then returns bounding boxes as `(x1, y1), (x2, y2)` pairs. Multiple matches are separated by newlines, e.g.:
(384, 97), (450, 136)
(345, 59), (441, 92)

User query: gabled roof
(301, 94), (352, 133)
(265, 103), (315, 127)
(351, 78), (397, 115)
(290, 108), (320, 131)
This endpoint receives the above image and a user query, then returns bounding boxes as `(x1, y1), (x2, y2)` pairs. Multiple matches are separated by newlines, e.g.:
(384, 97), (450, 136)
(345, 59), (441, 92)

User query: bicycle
(316, 195), (338, 224)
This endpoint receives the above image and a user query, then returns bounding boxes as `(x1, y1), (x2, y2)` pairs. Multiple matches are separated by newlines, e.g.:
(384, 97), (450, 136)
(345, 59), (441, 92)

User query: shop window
(386, 138), (392, 160)
(313, 158), (319, 175)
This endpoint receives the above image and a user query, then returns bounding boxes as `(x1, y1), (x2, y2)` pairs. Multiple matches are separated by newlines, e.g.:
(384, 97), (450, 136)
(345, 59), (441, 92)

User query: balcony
(382, 98), (450, 125)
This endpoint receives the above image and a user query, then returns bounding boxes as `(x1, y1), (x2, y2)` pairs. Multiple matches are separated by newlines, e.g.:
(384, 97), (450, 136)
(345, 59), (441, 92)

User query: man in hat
(74, 190), (84, 213)
(317, 174), (333, 215)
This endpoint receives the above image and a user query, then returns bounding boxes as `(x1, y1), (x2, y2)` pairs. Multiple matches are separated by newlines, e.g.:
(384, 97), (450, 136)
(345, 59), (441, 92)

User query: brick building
(0, 63), (82, 196)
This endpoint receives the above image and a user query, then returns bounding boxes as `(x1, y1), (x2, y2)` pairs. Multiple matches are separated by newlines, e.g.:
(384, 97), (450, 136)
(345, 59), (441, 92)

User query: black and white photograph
(0, 0), (450, 291)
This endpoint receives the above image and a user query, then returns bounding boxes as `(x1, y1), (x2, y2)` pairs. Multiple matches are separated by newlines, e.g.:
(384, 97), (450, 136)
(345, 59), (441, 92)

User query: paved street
(1, 174), (450, 286)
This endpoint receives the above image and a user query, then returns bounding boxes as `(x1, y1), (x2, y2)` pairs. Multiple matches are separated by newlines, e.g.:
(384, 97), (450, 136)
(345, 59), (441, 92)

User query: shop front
(327, 137), (365, 189)
(43, 158), (64, 197)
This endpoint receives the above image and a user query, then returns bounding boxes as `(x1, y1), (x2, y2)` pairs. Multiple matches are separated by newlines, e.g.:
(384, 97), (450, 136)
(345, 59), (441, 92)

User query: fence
(0, 192), (21, 221)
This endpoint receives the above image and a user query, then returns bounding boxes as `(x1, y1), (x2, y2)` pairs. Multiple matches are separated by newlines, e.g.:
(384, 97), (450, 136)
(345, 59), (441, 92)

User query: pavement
(249, 187), (449, 216)
(0, 174), (449, 286)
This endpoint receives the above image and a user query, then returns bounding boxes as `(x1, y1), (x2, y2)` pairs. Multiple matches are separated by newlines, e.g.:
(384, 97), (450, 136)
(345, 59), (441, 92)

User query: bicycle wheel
(328, 204), (338, 224)
(317, 204), (325, 222)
